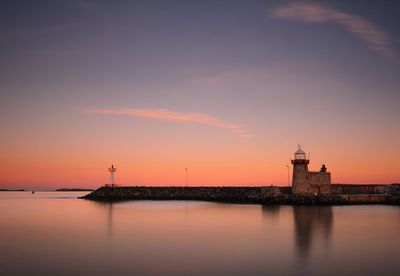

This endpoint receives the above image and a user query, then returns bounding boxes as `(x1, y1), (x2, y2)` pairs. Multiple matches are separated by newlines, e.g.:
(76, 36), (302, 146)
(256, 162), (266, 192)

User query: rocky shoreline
(81, 186), (400, 205)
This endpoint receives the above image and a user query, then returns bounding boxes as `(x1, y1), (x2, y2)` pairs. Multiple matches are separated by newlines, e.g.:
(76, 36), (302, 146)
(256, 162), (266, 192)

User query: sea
(0, 191), (399, 276)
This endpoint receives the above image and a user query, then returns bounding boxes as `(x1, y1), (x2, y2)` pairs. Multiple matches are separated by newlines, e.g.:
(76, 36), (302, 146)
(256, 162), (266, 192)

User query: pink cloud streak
(270, 2), (394, 58)
(86, 107), (251, 137)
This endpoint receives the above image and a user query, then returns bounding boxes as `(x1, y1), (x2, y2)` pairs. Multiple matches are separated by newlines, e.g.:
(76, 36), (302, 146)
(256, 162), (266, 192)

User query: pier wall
(336, 194), (387, 204)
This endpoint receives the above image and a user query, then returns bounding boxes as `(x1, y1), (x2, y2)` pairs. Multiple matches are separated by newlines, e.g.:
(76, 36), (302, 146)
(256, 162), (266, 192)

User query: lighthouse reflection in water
(0, 192), (399, 275)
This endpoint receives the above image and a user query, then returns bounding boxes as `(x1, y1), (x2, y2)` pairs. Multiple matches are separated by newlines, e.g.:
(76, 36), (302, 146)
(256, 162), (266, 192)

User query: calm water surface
(1, 192), (400, 276)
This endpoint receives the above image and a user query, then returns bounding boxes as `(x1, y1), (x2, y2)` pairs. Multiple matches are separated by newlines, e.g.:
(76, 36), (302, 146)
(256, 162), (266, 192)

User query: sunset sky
(1, 0), (399, 189)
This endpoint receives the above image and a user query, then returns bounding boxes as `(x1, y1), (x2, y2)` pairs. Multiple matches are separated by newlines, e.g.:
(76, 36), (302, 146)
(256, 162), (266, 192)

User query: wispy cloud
(86, 107), (251, 138)
(269, 2), (394, 59)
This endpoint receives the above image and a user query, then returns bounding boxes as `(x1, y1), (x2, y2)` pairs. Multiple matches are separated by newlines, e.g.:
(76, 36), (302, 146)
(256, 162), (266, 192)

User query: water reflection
(2, 194), (400, 275)
(261, 204), (333, 267)
(101, 202), (334, 266)
(94, 202), (114, 238)
(293, 206), (333, 261)
(261, 205), (281, 218)
(107, 203), (113, 237)
(88, 201), (116, 250)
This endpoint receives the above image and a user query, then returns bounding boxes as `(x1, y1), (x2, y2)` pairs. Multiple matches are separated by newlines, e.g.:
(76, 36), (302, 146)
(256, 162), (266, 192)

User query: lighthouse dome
(294, 145), (306, 160)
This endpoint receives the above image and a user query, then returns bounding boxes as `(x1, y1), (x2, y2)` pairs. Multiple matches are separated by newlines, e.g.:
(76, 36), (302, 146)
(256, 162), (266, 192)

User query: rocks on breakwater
(82, 186), (266, 203)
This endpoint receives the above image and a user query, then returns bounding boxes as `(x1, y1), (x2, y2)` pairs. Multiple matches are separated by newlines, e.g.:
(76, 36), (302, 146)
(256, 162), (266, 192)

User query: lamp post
(185, 168), (188, 187)
(287, 165), (290, 186)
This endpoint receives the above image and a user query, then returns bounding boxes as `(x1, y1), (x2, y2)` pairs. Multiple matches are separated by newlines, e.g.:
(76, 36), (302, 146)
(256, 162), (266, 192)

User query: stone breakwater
(81, 186), (266, 203)
(81, 186), (400, 205)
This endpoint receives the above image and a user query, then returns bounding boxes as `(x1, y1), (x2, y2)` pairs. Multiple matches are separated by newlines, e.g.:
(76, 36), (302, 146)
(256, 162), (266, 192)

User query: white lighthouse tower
(108, 165), (117, 187)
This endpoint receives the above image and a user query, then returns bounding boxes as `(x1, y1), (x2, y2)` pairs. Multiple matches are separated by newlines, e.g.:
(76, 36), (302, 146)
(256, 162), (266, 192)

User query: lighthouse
(291, 145), (332, 195)
(291, 145), (310, 194)
(108, 165), (117, 187)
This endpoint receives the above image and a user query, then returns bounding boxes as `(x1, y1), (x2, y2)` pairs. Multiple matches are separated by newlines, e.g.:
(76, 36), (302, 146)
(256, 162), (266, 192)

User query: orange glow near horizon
(1, 127), (399, 189)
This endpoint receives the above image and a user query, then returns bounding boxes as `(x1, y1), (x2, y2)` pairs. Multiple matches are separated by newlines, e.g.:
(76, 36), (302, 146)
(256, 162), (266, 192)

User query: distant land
(56, 188), (94, 192)
(0, 188), (25, 191)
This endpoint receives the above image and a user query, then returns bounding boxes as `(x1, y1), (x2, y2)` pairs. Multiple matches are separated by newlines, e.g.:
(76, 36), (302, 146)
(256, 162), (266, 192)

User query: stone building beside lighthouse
(291, 145), (331, 195)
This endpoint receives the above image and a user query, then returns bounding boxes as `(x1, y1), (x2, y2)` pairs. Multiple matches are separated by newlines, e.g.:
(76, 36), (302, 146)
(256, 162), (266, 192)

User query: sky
(1, 0), (399, 189)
